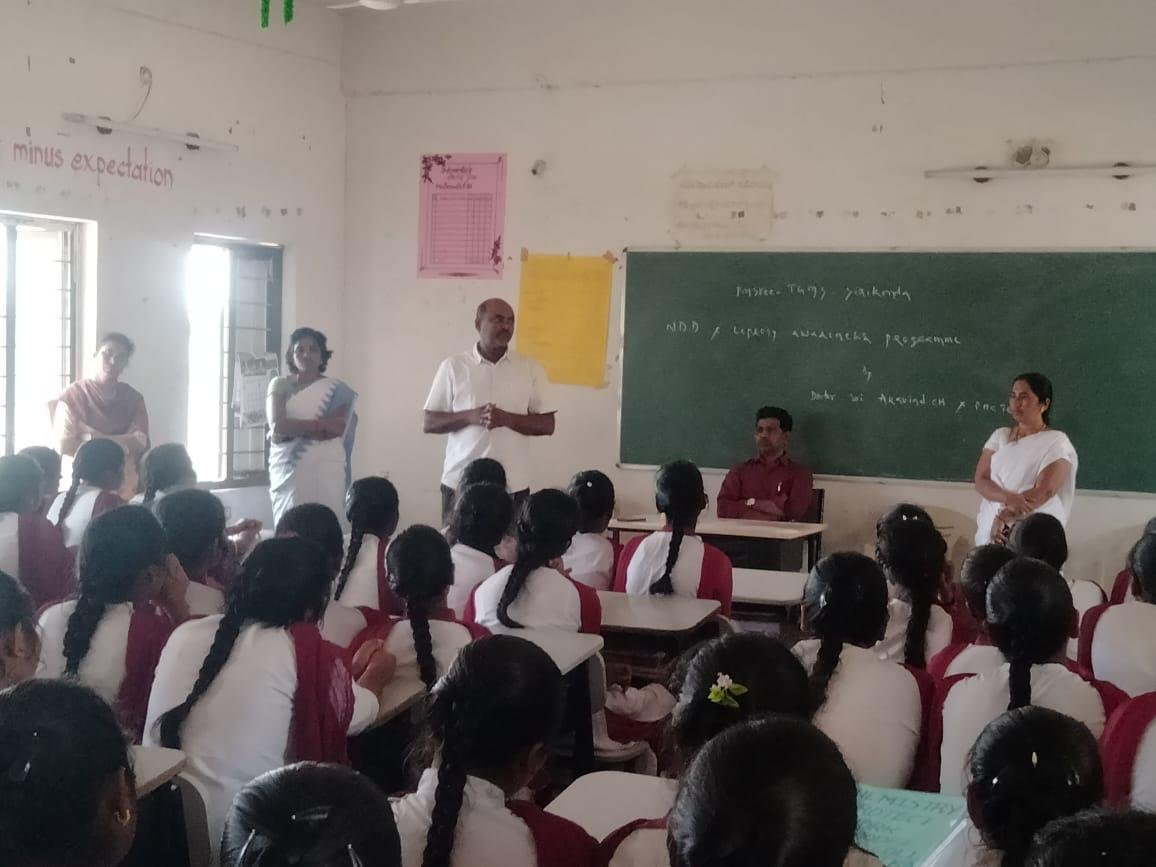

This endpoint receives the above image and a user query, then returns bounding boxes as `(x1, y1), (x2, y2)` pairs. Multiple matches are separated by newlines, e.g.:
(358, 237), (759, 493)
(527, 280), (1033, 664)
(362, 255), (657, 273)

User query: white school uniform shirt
(336, 533), (386, 610)
(1128, 717), (1156, 811)
(185, 581), (224, 617)
(874, 596), (953, 663)
(618, 531), (732, 614)
(563, 532), (615, 591)
(938, 663), (1107, 795)
(392, 768), (537, 867)
(974, 428), (1078, 546)
(449, 542), (499, 618)
(0, 513), (19, 577)
(144, 617), (379, 861)
(38, 600), (133, 702)
(382, 615), (479, 683)
(423, 346), (553, 493)
(466, 564), (601, 633)
(47, 485), (108, 547)
(1087, 602), (1156, 697)
(793, 639), (924, 788)
(1066, 578), (1105, 660)
(935, 644), (1006, 680)
(320, 600), (368, 648)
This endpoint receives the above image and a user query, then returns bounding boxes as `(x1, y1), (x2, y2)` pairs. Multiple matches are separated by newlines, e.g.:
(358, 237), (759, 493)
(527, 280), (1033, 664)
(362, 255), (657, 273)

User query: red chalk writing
(10, 141), (175, 190)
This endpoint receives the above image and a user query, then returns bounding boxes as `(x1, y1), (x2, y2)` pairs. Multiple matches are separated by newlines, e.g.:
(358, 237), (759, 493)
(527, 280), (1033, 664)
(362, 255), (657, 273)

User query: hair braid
(903, 579), (933, 668)
(808, 633), (844, 714)
(156, 583), (249, 748)
(408, 598), (438, 692)
(650, 528), (683, 596)
(142, 477), (161, 507)
(1007, 643), (1033, 710)
(421, 689), (474, 867)
(497, 556), (539, 629)
(61, 594), (106, 677)
(335, 526), (365, 602)
(55, 476), (81, 528)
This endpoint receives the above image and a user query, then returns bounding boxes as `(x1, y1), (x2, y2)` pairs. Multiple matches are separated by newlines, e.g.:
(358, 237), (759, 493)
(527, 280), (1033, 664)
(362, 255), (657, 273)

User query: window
(185, 239), (282, 485)
(0, 214), (80, 455)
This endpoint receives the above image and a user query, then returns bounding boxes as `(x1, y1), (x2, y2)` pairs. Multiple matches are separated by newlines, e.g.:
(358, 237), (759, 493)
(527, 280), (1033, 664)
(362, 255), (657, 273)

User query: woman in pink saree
(52, 333), (149, 500)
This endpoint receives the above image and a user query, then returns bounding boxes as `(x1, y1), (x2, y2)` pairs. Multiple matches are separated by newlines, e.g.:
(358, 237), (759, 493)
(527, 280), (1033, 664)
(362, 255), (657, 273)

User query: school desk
(597, 591), (720, 636)
(609, 516), (827, 569)
(131, 746), (188, 797)
(731, 568), (809, 606)
(546, 771), (676, 840)
(373, 676), (427, 727)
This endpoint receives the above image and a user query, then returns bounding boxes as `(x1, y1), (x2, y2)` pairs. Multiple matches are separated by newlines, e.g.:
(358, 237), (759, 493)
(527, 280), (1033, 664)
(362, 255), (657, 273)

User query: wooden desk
(597, 591), (719, 635)
(131, 746), (187, 797)
(374, 676), (427, 726)
(731, 568), (809, 606)
(547, 771), (676, 840)
(610, 516), (826, 542)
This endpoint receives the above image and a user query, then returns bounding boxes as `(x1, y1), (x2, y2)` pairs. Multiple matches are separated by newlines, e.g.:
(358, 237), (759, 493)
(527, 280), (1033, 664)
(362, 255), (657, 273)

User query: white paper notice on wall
(671, 167), (774, 244)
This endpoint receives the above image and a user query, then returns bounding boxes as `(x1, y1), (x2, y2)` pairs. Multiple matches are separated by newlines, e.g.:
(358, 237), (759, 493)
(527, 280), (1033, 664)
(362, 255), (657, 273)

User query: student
(934, 558), (1125, 795)
(599, 634), (811, 866)
(466, 489), (600, 633)
(380, 525), (488, 689)
(277, 503), (373, 648)
(0, 680), (140, 867)
(614, 461), (733, 615)
(1109, 519), (1156, 605)
(221, 762), (402, 867)
(133, 442), (196, 506)
(0, 454), (73, 607)
(1008, 512), (1104, 659)
(154, 488), (231, 617)
(1079, 532), (1156, 696)
(453, 457), (516, 561)
(928, 544), (1017, 680)
(794, 552), (927, 788)
(1025, 809), (1156, 867)
(39, 505), (189, 739)
(446, 483), (511, 617)
(335, 476), (401, 612)
(874, 512), (952, 666)
(926, 707), (1103, 867)
(47, 437), (126, 547)
(18, 444), (63, 516)
(666, 717), (865, 867)
(563, 470), (616, 590)
(0, 572), (40, 688)
(391, 634), (598, 867)
(145, 537), (395, 860)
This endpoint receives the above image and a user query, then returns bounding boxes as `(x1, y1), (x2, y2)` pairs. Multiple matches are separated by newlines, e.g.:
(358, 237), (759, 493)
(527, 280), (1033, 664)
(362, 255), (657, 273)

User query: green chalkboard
(620, 251), (1156, 492)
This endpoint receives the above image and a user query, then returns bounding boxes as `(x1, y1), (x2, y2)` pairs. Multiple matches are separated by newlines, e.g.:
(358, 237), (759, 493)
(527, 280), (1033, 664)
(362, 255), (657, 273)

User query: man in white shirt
(424, 298), (556, 523)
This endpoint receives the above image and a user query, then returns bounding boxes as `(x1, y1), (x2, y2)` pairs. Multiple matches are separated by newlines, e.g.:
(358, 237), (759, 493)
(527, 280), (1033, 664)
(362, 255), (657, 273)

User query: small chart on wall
(620, 250), (1156, 493)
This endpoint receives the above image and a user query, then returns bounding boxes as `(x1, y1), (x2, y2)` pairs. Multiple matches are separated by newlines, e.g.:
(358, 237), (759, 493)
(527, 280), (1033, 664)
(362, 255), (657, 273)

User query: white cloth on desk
(875, 597), (953, 664)
(423, 346), (553, 492)
(938, 663), (1106, 795)
(449, 542), (499, 618)
(794, 640), (923, 789)
(564, 532), (615, 591)
(392, 768), (538, 867)
(974, 428), (1078, 546)
(1088, 602), (1156, 697)
(336, 532), (386, 610)
(38, 600), (132, 702)
(144, 617), (378, 860)
(320, 600), (368, 648)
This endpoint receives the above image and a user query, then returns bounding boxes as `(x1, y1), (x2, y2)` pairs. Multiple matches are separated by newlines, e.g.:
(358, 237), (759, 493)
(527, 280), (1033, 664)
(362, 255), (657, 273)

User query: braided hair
(802, 552), (890, 713)
(567, 470), (615, 534)
(447, 483), (512, 553)
(0, 572), (37, 688)
(1008, 513), (1069, 572)
(967, 707), (1102, 867)
(650, 461), (707, 596)
(387, 526), (455, 691)
(960, 545), (1017, 625)
(670, 633), (809, 768)
(56, 438), (125, 528)
(156, 537), (332, 749)
(0, 680), (136, 867)
(139, 443), (195, 506)
(63, 506), (166, 678)
(220, 762), (401, 867)
(416, 635), (564, 867)
(336, 477), (399, 601)
(986, 558), (1075, 711)
(276, 503), (346, 580)
(875, 513), (948, 668)
(154, 489), (227, 579)
(0, 455), (44, 514)
(496, 489), (578, 628)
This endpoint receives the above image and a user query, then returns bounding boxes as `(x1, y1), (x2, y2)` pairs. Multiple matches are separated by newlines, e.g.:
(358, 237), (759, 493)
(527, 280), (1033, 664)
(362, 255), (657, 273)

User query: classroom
(2, 1), (1156, 866)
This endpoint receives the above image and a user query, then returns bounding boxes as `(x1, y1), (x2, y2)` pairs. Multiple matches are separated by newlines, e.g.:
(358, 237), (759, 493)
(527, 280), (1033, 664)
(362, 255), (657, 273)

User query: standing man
(423, 298), (556, 524)
(717, 406), (814, 521)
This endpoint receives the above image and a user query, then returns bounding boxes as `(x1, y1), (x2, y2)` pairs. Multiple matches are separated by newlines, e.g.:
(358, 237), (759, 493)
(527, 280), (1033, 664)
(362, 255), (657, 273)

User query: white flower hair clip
(708, 673), (748, 709)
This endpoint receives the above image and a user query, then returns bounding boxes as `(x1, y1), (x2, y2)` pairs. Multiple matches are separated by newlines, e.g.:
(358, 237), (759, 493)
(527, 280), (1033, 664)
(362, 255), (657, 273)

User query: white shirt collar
(471, 343), (512, 366)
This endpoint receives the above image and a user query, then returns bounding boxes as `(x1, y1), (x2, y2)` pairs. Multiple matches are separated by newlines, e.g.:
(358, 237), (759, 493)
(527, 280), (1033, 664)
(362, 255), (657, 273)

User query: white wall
(342, 0), (1156, 582)
(0, 0), (346, 449)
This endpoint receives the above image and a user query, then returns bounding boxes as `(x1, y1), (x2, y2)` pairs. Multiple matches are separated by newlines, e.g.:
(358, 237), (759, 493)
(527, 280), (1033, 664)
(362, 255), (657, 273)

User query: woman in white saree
(266, 328), (357, 528)
(973, 372), (1077, 546)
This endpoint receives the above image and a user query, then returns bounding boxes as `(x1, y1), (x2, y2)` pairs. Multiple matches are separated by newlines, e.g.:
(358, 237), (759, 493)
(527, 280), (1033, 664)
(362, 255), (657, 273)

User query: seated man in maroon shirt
(717, 406), (814, 521)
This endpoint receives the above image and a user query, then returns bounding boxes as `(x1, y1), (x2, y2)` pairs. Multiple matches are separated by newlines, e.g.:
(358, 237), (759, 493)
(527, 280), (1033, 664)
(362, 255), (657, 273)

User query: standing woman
(267, 327), (357, 528)
(53, 332), (149, 501)
(974, 373), (1078, 545)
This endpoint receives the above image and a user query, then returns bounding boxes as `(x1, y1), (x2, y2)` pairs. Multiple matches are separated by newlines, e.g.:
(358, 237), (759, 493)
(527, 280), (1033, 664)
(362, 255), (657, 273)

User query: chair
(1101, 692), (1156, 810)
(801, 487), (825, 569)
(175, 775), (212, 867)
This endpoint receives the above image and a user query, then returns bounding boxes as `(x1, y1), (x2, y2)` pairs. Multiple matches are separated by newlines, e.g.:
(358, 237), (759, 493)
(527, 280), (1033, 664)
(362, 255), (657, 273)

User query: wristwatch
(746, 498), (756, 507)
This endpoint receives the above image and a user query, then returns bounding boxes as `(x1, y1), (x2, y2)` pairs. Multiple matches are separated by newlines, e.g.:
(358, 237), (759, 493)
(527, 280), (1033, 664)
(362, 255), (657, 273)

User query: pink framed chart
(418, 152), (507, 279)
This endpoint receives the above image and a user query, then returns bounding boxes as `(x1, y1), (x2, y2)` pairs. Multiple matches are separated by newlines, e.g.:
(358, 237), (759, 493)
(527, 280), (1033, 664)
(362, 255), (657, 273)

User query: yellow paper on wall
(516, 253), (613, 388)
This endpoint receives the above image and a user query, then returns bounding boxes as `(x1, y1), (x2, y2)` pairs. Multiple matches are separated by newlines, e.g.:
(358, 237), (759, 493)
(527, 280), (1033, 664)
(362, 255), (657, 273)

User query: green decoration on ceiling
(260, 0), (295, 28)
(260, 0), (271, 27)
